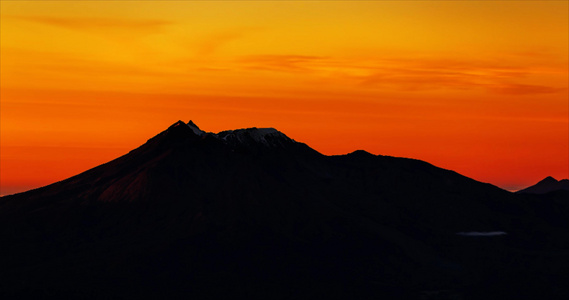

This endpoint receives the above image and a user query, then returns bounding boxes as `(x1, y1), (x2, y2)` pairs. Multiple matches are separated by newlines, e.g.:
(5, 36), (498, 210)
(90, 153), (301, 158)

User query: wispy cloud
(1, 47), (174, 91)
(192, 27), (264, 56)
(239, 55), (328, 72)
(197, 32), (243, 55)
(12, 16), (172, 32)
(237, 54), (567, 95)
(490, 83), (566, 95)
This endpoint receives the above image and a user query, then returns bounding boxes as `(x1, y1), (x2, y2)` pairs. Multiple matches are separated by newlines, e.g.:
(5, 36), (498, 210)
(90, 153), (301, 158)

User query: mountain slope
(1, 120), (568, 299)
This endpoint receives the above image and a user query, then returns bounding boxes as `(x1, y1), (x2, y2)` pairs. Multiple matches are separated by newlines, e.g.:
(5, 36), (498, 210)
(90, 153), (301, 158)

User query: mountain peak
(154, 120), (303, 153)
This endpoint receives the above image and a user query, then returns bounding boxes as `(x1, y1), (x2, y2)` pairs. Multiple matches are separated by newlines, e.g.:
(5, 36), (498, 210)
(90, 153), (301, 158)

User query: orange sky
(1, 1), (568, 195)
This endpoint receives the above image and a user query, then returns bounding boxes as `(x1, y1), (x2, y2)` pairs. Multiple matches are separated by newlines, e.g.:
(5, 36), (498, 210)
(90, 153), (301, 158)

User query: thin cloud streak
(239, 55), (328, 73)
(11, 15), (173, 31)
(490, 83), (566, 95)
(194, 27), (263, 56)
(236, 54), (567, 95)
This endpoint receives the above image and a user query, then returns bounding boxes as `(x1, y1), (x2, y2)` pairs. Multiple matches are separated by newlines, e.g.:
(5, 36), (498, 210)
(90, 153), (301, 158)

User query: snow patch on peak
(167, 120), (295, 148)
(255, 128), (279, 135)
(186, 120), (206, 136)
(217, 127), (291, 147)
(242, 127), (282, 142)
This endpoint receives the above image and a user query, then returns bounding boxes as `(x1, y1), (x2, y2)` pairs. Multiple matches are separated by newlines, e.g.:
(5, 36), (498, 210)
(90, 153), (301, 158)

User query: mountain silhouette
(516, 176), (569, 194)
(1, 120), (568, 299)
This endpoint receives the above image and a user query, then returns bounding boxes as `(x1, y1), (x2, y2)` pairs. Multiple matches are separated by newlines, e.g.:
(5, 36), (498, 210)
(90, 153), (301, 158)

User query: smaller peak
(343, 150), (376, 160)
(186, 120), (206, 136)
(349, 150), (373, 156)
(187, 120), (200, 130)
(540, 176), (558, 183)
(517, 176), (567, 194)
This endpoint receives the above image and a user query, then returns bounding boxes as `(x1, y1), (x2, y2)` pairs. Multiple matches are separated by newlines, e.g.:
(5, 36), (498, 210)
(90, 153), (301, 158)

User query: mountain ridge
(1, 120), (568, 299)
(0, 120), (507, 198)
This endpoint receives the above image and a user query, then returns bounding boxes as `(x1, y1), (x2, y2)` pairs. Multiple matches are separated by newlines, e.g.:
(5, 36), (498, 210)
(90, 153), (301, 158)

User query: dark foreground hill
(1, 120), (568, 299)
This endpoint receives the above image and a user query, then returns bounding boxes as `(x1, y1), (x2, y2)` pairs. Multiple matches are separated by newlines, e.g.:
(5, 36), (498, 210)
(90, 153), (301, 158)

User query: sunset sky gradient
(1, 1), (568, 195)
